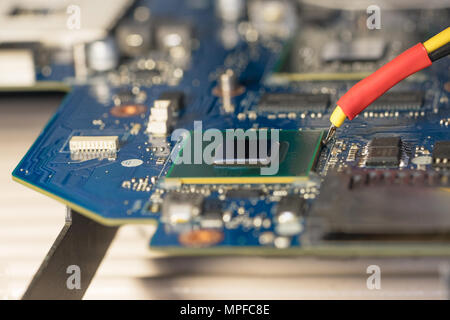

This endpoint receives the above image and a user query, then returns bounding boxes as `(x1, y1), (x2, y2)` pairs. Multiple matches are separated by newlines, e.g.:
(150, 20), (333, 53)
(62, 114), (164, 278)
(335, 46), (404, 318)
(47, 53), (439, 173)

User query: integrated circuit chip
(226, 189), (263, 199)
(366, 136), (401, 167)
(370, 137), (401, 148)
(258, 93), (329, 113)
(367, 91), (424, 111)
(200, 199), (224, 228)
(165, 130), (324, 184)
(432, 141), (450, 168)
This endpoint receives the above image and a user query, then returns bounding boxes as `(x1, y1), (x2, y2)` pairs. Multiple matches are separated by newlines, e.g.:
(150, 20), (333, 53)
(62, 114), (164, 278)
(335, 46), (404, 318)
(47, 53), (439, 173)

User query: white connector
(147, 100), (173, 136)
(69, 136), (119, 153)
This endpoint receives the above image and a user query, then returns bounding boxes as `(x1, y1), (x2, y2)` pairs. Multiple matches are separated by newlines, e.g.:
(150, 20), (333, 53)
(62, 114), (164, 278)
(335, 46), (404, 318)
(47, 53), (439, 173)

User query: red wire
(337, 43), (432, 120)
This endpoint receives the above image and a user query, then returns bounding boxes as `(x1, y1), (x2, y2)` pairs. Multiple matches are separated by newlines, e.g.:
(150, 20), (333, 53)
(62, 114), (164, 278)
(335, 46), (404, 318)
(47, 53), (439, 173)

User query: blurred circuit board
(11, 0), (450, 255)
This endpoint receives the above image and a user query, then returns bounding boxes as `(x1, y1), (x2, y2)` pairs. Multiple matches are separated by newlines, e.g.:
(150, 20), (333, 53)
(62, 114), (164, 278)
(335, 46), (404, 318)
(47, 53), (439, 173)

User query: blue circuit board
(12, 0), (450, 254)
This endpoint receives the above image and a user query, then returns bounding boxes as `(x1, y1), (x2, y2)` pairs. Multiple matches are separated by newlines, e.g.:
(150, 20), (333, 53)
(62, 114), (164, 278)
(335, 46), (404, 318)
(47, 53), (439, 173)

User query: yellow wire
(327, 27), (449, 129)
(423, 27), (450, 53)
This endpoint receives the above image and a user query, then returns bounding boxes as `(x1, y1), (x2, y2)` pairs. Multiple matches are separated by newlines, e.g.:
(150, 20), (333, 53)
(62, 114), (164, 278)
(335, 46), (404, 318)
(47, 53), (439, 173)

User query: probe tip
(323, 124), (337, 144)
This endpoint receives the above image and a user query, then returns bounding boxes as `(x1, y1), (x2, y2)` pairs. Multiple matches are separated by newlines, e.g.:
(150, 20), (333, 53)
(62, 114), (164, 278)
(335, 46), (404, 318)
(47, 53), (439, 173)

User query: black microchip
(258, 93), (329, 113)
(370, 137), (401, 148)
(368, 91), (423, 111)
(366, 147), (401, 166)
(226, 189), (263, 199)
(159, 91), (184, 111)
(114, 89), (135, 104)
(200, 199), (224, 228)
(432, 141), (450, 168)
(202, 199), (223, 215)
(366, 137), (402, 167)
(276, 195), (306, 218)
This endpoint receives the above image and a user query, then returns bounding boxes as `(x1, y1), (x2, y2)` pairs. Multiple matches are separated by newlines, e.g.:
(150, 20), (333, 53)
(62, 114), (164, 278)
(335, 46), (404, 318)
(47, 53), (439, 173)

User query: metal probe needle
(323, 124), (337, 144)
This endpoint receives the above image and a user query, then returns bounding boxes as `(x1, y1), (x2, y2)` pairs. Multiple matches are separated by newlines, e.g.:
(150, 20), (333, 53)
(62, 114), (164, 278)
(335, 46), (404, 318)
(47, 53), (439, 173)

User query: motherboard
(10, 0), (450, 256)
